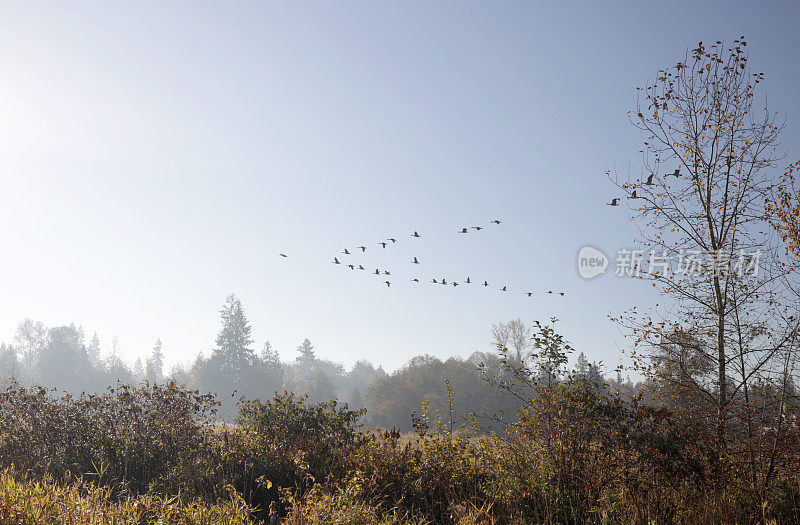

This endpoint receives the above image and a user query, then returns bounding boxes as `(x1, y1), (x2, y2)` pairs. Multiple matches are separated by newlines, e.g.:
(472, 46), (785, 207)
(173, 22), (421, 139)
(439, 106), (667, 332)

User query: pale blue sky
(1, 1), (798, 372)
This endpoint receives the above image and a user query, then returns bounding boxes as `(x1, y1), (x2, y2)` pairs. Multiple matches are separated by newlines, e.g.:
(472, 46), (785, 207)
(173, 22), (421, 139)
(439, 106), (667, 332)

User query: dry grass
(0, 469), (257, 525)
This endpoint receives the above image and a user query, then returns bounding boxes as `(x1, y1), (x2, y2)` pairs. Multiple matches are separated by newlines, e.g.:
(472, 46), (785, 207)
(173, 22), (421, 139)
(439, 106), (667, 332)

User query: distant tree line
(0, 294), (639, 428)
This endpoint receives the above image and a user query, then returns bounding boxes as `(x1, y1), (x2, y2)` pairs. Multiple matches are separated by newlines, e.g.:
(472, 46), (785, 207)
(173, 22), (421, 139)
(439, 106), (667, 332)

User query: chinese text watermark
(577, 245), (760, 280)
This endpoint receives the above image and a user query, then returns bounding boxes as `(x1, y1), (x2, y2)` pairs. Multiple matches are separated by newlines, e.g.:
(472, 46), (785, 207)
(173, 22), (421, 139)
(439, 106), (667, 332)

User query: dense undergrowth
(0, 380), (799, 524)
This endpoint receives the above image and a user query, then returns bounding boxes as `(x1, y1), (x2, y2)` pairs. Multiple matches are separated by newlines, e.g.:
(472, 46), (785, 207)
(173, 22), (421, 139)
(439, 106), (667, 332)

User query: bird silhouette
(387, 238), (397, 243)
(412, 278), (420, 282)
(629, 190), (640, 199)
(342, 248), (351, 255)
(452, 282), (459, 287)
(527, 292), (534, 297)
(500, 286), (507, 292)
(667, 168), (681, 177)
(384, 270), (391, 275)
(384, 281), (391, 287)
(483, 281), (489, 287)
(466, 277), (471, 284)
(379, 242), (388, 249)
(412, 231), (421, 238)
(645, 174), (655, 185)
(333, 257), (341, 264)
(441, 279), (448, 285)
(432, 279), (438, 284)
(358, 265), (365, 270)
(472, 226), (483, 231)
(459, 228), (468, 234)
(607, 198), (620, 206)
(279, 253), (288, 258)
(374, 269), (380, 275)
(547, 290), (553, 294)
(491, 220), (502, 225)
(348, 264), (355, 270)
(413, 257), (420, 264)
(358, 246), (367, 252)
(559, 292), (565, 296)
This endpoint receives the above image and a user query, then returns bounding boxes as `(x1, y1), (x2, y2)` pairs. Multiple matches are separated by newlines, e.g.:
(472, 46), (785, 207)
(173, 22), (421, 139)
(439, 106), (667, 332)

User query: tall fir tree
(212, 294), (255, 385)
(87, 333), (101, 366)
(261, 340), (280, 366)
(261, 340), (284, 394)
(575, 351), (590, 379)
(146, 338), (164, 382)
(133, 357), (144, 380)
(296, 338), (316, 364)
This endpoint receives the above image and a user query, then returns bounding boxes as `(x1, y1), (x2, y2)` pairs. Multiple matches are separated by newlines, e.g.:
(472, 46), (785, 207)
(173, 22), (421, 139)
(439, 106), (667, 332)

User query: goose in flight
(500, 286), (507, 292)
(412, 278), (420, 282)
(472, 226), (483, 231)
(432, 279), (438, 284)
(491, 220), (502, 225)
(629, 190), (640, 199)
(374, 269), (380, 275)
(412, 231), (421, 238)
(645, 174), (655, 185)
(441, 278), (448, 285)
(559, 292), (565, 296)
(459, 227), (468, 234)
(452, 282), (459, 287)
(387, 238), (397, 243)
(483, 281), (489, 287)
(384, 281), (391, 287)
(547, 290), (553, 294)
(384, 270), (391, 275)
(358, 246), (367, 252)
(413, 257), (420, 264)
(333, 257), (341, 264)
(465, 277), (471, 284)
(347, 264), (355, 270)
(342, 248), (351, 255)
(667, 168), (681, 177)
(607, 198), (620, 206)
(527, 292), (534, 297)
(279, 253), (288, 258)
(358, 265), (365, 270)
(379, 242), (388, 249)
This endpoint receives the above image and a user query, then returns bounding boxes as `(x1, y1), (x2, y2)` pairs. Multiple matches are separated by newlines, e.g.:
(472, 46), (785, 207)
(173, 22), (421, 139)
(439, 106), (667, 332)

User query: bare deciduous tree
(491, 319), (533, 364)
(610, 38), (799, 454)
(13, 319), (47, 381)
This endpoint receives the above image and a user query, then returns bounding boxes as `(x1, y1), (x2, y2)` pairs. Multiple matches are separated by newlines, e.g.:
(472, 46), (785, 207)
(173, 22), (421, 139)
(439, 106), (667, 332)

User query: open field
(1, 381), (799, 524)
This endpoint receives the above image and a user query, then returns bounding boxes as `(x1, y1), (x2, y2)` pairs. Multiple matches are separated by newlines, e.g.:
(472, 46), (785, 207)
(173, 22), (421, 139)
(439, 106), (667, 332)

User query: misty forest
(4, 5), (800, 524)
(0, 296), (618, 432)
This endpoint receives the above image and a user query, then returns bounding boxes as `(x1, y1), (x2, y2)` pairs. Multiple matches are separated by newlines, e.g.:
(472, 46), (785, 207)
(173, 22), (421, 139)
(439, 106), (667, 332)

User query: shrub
(0, 381), (218, 496)
(236, 392), (367, 483)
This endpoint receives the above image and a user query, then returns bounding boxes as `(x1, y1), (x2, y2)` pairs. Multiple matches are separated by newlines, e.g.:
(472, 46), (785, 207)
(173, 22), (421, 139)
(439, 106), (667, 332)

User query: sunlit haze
(2, 1), (799, 372)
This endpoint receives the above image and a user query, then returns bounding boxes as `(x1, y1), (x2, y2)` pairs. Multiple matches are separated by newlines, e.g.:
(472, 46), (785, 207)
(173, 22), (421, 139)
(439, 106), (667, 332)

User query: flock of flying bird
(606, 168), (681, 206)
(277, 170), (686, 297)
(282, 219), (567, 299)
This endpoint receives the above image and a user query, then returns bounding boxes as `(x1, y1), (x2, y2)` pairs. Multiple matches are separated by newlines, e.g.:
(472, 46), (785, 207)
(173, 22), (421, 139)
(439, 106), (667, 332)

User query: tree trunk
(714, 275), (727, 450)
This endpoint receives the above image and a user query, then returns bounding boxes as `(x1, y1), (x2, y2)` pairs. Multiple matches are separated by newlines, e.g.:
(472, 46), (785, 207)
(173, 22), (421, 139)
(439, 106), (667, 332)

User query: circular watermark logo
(577, 245), (609, 279)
